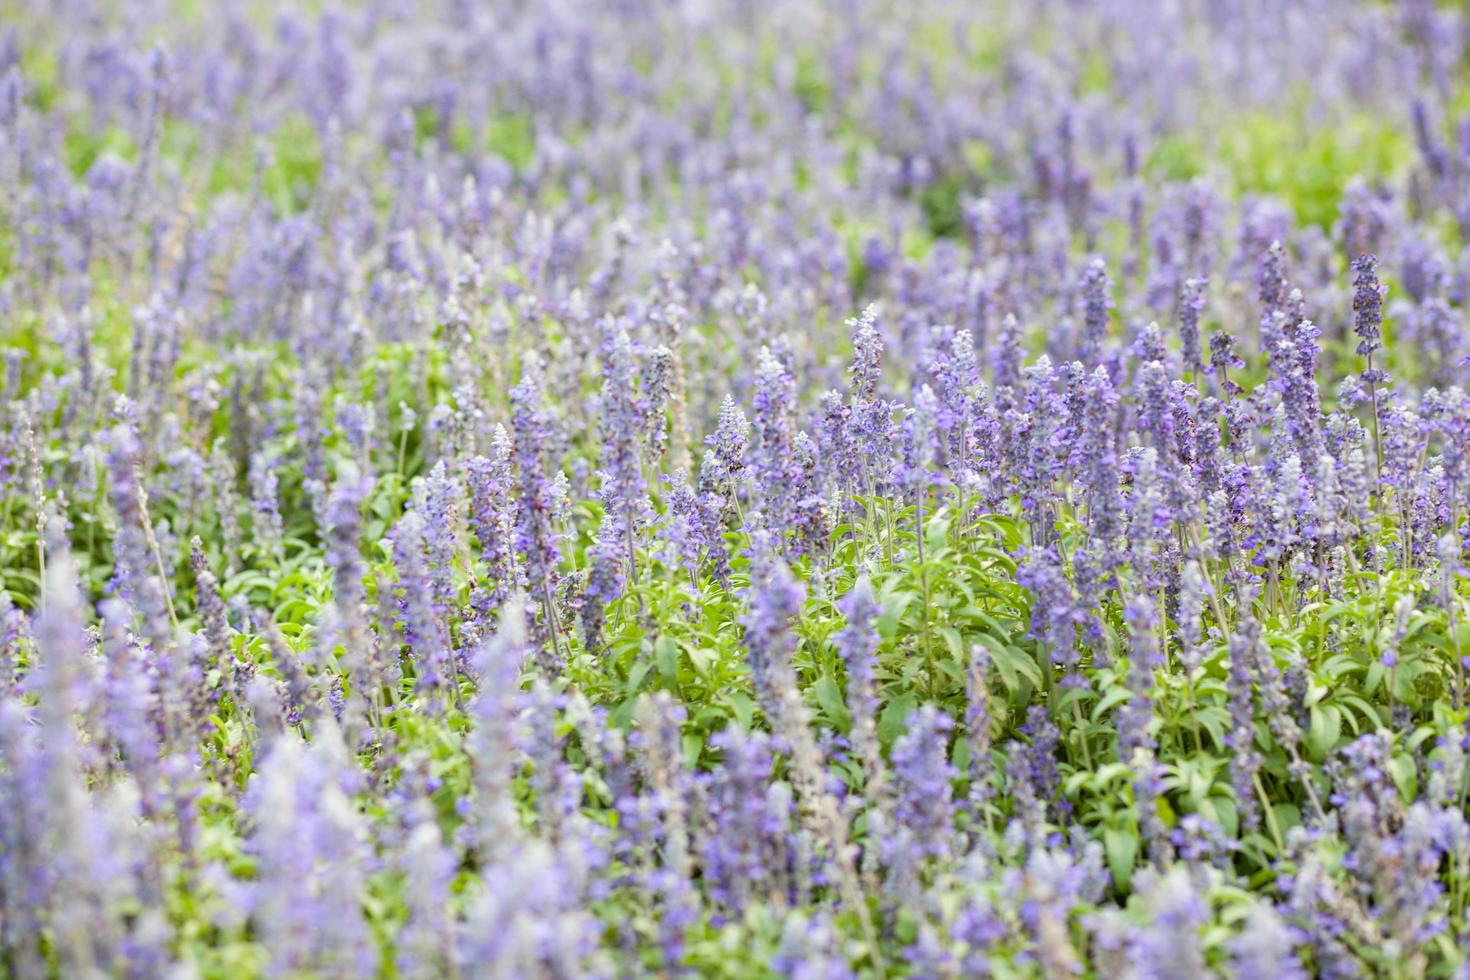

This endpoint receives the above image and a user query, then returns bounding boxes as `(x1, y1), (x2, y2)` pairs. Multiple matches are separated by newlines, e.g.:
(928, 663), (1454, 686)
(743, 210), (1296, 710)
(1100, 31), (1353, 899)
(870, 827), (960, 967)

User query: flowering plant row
(1, 1), (1469, 976)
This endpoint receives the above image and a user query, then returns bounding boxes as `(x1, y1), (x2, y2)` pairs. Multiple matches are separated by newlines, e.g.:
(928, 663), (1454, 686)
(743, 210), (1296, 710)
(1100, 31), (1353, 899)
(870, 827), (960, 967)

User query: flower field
(2, 0), (1470, 976)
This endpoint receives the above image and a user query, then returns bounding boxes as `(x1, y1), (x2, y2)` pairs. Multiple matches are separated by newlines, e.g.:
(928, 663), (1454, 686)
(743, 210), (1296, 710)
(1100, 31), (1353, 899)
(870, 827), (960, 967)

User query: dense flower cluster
(2, 0), (1470, 975)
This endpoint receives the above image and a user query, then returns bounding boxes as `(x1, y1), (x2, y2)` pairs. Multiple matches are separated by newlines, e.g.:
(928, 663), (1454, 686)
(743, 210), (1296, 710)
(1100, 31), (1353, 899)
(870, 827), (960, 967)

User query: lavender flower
(389, 511), (455, 712)
(771, 911), (854, 980)
(1225, 619), (1264, 836)
(1121, 595), (1167, 862)
(468, 594), (531, 863)
(1352, 254), (1389, 386)
(1228, 903), (1308, 979)
(5, 6), (1470, 974)
(104, 425), (176, 684)
(889, 706), (957, 861)
(594, 323), (650, 548)
(749, 346), (800, 535)
(640, 344), (675, 461)
(1177, 276), (1206, 375)
(1128, 868), (1207, 978)
(1077, 257), (1112, 363)
(466, 425), (525, 606)
(835, 577), (885, 802)
(965, 644), (996, 818)
(700, 725), (794, 915)
(245, 729), (375, 978)
(1176, 559), (1209, 674)
(580, 511), (625, 650)
(1017, 544), (1082, 681)
(248, 450), (285, 562)
(415, 461), (461, 616)
(510, 357), (566, 660)
(1258, 240), (1290, 320)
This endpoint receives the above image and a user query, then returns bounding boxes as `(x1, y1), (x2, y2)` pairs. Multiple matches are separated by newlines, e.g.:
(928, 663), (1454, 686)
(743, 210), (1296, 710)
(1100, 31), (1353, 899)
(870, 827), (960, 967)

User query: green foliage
(486, 113), (538, 173)
(919, 171), (967, 240)
(3, 310), (1469, 975)
(1224, 111), (1411, 229)
(1147, 109), (1412, 229)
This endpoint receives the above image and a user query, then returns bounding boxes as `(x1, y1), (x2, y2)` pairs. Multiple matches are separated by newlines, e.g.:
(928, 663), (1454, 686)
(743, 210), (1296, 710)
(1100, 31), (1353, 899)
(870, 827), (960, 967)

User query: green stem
(1254, 771), (1285, 855)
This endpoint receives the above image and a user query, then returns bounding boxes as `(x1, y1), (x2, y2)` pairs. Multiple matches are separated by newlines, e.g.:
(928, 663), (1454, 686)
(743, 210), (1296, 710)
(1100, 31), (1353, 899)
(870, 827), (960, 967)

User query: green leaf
(937, 625), (967, 664)
(1211, 795), (1239, 838)
(1090, 685), (1131, 723)
(878, 692), (918, 749)
(812, 673), (851, 731)
(687, 646), (719, 681)
(952, 738), (971, 772)
(624, 660), (653, 697)
(1271, 802), (1302, 836)
(682, 731), (703, 767)
(1196, 707), (1227, 750)
(877, 589), (916, 641)
(1307, 704), (1340, 758)
(726, 691), (757, 732)
(957, 605), (1009, 637)
(971, 633), (1042, 695)
(1103, 825), (1138, 890)
(1003, 643), (1044, 689)
(693, 706), (726, 728)
(1389, 753), (1417, 801)
(655, 636), (680, 689)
